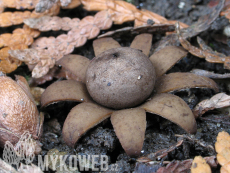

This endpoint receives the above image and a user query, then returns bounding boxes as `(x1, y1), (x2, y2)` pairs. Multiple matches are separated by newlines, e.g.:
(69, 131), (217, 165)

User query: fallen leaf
(193, 93), (230, 118)
(191, 69), (230, 79)
(215, 131), (230, 173)
(191, 156), (211, 173)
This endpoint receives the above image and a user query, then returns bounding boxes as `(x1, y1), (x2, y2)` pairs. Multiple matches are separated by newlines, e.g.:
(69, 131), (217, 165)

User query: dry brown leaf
(98, 24), (175, 38)
(81, 0), (188, 28)
(215, 131), (230, 173)
(191, 156), (212, 173)
(191, 69), (230, 79)
(193, 93), (230, 118)
(177, 24), (230, 70)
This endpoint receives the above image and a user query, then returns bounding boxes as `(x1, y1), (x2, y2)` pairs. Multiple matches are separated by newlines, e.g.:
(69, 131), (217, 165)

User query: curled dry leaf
(215, 131), (230, 173)
(191, 156), (211, 173)
(155, 72), (219, 94)
(181, 0), (225, 38)
(98, 24), (175, 38)
(177, 25), (230, 70)
(191, 69), (230, 79)
(0, 75), (43, 150)
(154, 0), (224, 52)
(193, 93), (230, 118)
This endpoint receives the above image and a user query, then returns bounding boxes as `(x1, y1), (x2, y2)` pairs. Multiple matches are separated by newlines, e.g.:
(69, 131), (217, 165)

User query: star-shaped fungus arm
(141, 93), (197, 134)
(62, 102), (113, 148)
(111, 108), (146, 157)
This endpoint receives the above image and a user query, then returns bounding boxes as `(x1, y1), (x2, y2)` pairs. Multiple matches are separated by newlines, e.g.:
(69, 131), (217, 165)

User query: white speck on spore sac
(81, 98), (84, 101)
(138, 75), (142, 80)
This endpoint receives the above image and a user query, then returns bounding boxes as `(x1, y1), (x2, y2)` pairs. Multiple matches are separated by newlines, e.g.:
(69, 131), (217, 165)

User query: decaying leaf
(81, 0), (188, 27)
(191, 156), (211, 173)
(215, 131), (230, 173)
(98, 24), (175, 38)
(193, 93), (230, 118)
(154, 0), (224, 52)
(191, 69), (230, 79)
(181, 0), (225, 38)
(177, 24), (230, 70)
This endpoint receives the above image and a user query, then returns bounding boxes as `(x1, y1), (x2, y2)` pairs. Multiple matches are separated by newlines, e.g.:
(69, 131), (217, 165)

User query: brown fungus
(86, 47), (156, 109)
(0, 74), (43, 154)
(41, 34), (219, 157)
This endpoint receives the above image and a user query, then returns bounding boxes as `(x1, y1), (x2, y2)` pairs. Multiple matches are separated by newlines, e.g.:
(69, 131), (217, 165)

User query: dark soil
(1, 0), (230, 173)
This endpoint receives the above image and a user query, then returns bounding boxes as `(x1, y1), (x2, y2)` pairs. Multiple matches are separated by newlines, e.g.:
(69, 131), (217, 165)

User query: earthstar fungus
(0, 74), (43, 154)
(41, 34), (218, 157)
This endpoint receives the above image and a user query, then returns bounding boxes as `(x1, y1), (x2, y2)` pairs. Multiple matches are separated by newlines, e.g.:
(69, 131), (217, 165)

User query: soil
(1, 0), (230, 173)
